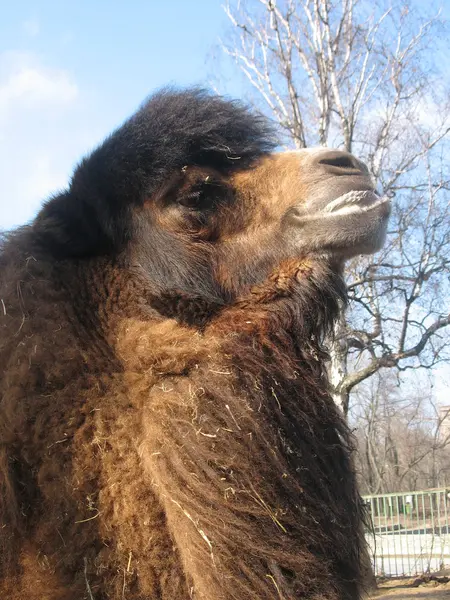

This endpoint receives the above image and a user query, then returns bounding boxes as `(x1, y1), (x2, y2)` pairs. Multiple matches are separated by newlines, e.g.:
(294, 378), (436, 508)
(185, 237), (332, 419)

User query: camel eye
(177, 181), (214, 211)
(177, 189), (204, 209)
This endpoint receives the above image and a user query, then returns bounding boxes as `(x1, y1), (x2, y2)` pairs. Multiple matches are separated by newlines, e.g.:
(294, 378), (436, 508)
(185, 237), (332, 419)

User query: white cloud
(0, 51), (98, 230)
(22, 19), (40, 37)
(0, 52), (78, 125)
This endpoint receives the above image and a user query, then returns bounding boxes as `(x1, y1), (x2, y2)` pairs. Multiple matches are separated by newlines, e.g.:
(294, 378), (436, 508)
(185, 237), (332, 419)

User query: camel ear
(34, 191), (132, 258)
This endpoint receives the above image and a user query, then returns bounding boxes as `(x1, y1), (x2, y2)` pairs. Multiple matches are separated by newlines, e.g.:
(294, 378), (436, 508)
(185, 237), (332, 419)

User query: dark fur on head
(35, 88), (275, 257)
(0, 88), (371, 600)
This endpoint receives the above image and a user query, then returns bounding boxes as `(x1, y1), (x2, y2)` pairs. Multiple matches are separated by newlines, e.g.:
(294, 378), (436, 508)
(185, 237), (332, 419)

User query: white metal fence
(363, 488), (450, 577)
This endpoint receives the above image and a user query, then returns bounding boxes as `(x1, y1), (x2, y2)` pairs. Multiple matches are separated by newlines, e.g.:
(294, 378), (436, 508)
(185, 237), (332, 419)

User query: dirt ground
(370, 575), (450, 600)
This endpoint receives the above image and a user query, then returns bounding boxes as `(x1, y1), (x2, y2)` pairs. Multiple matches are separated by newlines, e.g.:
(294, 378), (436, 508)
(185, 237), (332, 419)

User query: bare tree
(221, 0), (450, 414)
(352, 372), (450, 494)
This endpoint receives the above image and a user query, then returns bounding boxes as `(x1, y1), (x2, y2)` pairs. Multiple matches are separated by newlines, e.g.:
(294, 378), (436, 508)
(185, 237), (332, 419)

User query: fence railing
(363, 488), (450, 577)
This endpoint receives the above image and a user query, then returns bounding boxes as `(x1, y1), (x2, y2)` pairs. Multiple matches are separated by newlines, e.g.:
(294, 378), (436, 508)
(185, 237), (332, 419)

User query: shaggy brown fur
(0, 88), (389, 599)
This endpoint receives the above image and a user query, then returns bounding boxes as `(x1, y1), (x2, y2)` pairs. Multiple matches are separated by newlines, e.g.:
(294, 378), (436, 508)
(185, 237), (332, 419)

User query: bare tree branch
(220, 0), (450, 416)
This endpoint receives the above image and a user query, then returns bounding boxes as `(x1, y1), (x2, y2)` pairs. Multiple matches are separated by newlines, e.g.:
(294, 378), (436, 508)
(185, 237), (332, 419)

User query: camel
(0, 88), (390, 599)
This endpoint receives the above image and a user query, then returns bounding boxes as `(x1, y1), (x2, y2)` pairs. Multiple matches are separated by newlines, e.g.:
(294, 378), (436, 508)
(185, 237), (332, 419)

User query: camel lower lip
(324, 190), (387, 214)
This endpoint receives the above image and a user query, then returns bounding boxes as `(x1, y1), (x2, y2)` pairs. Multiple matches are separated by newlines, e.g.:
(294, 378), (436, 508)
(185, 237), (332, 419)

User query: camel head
(36, 89), (390, 302)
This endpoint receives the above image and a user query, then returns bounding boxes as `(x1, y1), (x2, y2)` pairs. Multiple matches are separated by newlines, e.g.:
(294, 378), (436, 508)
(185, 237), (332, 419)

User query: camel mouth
(323, 190), (390, 216)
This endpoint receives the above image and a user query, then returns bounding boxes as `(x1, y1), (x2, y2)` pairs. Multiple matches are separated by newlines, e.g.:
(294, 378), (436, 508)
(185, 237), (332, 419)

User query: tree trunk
(329, 314), (350, 415)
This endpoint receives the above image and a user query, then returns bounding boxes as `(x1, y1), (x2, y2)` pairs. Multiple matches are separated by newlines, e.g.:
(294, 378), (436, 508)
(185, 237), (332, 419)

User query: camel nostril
(317, 151), (368, 174)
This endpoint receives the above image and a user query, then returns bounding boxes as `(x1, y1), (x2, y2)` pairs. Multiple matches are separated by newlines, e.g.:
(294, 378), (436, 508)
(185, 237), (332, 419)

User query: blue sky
(0, 0), (242, 229)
